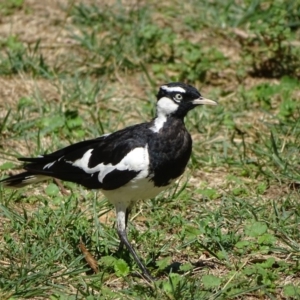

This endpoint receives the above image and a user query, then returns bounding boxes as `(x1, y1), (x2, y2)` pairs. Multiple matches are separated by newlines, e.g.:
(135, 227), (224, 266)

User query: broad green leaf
(156, 256), (172, 271)
(179, 262), (193, 272)
(283, 284), (300, 297)
(202, 274), (221, 288)
(114, 258), (129, 277)
(258, 233), (276, 245)
(99, 255), (116, 267)
(0, 162), (15, 170)
(235, 240), (250, 249)
(245, 221), (268, 237)
(45, 183), (60, 197)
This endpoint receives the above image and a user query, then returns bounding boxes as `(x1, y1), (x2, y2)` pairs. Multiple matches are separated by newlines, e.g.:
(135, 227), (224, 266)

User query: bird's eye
(174, 94), (183, 101)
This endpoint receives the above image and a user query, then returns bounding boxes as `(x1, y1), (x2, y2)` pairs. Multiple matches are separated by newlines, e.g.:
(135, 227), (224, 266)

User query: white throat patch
(150, 96), (179, 133)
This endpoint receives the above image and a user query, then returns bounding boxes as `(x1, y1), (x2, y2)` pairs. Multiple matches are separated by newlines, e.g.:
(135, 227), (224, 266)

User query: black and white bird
(0, 82), (217, 281)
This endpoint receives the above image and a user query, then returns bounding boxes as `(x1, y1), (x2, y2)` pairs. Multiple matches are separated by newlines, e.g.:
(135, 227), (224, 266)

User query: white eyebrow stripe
(161, 86), (186, 93)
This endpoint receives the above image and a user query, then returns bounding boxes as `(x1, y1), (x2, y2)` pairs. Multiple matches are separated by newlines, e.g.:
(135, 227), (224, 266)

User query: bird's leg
(116, 204), (154, 282)
(117, 207), (130, 252)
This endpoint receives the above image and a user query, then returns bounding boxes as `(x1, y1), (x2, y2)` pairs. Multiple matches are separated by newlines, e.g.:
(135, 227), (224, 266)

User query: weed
(0, 0), (300, 299)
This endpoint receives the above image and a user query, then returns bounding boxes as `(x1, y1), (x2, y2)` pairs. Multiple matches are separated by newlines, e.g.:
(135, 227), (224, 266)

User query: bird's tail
(0, 171), (48, 188)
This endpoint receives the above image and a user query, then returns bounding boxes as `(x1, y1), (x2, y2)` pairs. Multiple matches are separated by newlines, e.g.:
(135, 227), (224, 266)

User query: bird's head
(156, 82), (217, 118)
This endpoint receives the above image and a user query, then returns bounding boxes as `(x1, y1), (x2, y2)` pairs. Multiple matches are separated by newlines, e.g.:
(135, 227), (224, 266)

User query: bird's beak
(192, 97), (218, 106)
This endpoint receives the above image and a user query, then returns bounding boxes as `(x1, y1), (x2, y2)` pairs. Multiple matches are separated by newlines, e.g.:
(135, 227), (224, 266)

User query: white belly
(102, 177), (171, 207)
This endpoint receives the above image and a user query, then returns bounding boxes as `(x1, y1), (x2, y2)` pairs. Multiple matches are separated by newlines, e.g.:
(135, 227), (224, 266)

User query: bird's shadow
(77, 235), (217, 278)
(161, 260), (216, 275)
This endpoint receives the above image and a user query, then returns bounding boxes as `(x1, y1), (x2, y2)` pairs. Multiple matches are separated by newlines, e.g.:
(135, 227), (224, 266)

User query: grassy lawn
(0, 0), (300, 299)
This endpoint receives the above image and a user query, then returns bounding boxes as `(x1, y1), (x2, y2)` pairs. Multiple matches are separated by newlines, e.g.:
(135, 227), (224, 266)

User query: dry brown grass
(1, 0), (299, 299)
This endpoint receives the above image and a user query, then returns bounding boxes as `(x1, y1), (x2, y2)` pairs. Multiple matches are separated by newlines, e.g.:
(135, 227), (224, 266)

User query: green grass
(1, 0), (300, 299)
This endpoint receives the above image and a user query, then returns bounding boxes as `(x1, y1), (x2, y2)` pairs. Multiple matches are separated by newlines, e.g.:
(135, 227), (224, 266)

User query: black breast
(147, 118), (192, 187)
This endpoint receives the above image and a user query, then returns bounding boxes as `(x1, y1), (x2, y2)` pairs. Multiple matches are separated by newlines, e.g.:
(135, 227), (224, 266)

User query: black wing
(4, 124), (149, 190)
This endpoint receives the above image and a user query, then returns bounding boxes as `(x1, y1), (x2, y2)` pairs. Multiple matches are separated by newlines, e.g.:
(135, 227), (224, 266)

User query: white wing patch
(72, 149), (94, 170)
(70, 145), (150, 183)
(43, 161), (56, 169)
(161, 85), (186, 93)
